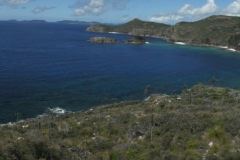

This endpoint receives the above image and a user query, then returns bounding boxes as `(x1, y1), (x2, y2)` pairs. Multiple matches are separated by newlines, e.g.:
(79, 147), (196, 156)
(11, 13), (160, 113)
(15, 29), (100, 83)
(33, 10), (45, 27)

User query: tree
(210, 76), (216, 86)
(15, 113), (22, 122)
(144, 84), (151, 97)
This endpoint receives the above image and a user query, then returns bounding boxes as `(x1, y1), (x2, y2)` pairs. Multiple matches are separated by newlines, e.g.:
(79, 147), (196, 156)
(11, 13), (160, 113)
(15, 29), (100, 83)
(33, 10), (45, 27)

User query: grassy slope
(170, 15), (240, 46)
(1, 84), (240, 159)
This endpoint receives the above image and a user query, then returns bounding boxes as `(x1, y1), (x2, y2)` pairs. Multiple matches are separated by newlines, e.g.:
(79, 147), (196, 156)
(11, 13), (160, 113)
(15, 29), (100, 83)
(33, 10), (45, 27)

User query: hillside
(1, 84), (240, 159)
(86, 18), (171, 38)
(87, 15), (240, 50)
(168, 15), (240, 47)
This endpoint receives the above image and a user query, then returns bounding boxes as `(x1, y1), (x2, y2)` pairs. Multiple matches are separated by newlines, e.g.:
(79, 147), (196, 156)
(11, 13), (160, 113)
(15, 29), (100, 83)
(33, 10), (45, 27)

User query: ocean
(1, 21), (240, 123)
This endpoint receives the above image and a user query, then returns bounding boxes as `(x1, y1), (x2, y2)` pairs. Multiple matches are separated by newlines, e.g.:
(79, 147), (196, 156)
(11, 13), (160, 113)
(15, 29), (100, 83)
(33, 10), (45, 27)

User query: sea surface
(1, 22), (240, 123)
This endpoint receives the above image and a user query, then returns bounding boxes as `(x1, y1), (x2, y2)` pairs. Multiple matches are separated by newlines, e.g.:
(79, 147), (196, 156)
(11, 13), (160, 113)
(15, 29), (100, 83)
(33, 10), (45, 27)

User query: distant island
(89, 37), (118, 43)
(86, 15), (240, 52)
(89, 36), (147, 44)
(3, 19), (101, 25)
(21, 20), (47, 23)
(57, 20), (100, 25)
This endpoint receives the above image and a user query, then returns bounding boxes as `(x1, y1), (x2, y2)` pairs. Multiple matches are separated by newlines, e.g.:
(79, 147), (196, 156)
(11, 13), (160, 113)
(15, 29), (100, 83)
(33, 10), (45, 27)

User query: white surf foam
(228, 48), (236, 52)
(175, 42), (186, 45)
(47, 107), (71, 114)
(108, 32), (119, 34)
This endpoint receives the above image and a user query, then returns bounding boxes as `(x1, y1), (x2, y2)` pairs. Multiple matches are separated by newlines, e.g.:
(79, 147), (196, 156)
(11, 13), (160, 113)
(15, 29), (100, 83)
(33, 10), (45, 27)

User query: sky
(1, 0), (240, 24)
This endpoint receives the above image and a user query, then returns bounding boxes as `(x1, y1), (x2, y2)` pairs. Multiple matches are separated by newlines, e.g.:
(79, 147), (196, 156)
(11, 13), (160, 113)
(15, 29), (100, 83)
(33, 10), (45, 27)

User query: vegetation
(124, 36), (147, 44)
(87, 15), (240, 50)
(228, 34), (240, 49)
(86, 18), (170, 37)
(1, 84), (240, 159)
(169, 15), (240, 47)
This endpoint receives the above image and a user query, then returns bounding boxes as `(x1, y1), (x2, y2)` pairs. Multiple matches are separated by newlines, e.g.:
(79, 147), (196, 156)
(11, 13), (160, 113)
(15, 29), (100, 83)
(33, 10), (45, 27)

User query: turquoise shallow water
(1, 22), (240, 123)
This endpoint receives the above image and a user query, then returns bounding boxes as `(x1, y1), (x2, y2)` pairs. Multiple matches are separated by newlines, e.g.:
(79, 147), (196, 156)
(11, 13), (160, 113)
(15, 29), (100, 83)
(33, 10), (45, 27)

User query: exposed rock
(89, 37), (118, 43)
(138, 136), (144, 140)
(209, 141), (213, 147)
(124, 36), (146, 44)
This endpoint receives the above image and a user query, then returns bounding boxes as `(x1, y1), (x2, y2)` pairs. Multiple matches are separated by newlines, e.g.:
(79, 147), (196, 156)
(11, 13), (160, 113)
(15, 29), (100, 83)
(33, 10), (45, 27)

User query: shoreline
(172, 40), (239, 53)
(101, 31), (240, 53)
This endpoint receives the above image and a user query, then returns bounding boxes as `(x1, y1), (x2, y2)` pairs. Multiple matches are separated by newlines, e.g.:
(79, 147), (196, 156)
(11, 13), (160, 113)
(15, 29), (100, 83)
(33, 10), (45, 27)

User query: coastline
(91, 30), (240, 53)
(171, 40), (239, 53)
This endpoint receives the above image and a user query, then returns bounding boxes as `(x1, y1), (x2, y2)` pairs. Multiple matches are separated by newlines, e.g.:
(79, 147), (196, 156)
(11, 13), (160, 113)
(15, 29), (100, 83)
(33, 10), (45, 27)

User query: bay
(0, 22), (240, 123)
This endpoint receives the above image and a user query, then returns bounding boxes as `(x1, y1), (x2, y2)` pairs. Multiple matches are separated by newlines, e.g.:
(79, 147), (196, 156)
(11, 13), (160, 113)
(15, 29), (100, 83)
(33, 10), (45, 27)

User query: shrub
(186, 140), (203, 149)
(184, 149), (201, 160)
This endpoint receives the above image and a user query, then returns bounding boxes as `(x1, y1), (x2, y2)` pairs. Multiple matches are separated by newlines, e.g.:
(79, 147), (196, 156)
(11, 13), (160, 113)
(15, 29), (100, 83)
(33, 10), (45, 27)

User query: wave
(47, 107), (72, 114)
(108, 32), (119, 34)
(174, 42), (186, 45)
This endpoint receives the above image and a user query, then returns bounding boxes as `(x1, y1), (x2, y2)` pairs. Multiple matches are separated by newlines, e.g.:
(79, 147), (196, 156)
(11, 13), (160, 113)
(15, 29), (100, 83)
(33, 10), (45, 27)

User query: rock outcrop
(89, 37), (118, 43)
(124, 36), (147, 44)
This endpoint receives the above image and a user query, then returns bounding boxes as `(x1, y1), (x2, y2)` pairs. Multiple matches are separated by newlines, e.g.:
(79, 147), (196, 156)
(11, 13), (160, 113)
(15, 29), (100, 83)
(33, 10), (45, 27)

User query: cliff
(86, 15), (240, 50)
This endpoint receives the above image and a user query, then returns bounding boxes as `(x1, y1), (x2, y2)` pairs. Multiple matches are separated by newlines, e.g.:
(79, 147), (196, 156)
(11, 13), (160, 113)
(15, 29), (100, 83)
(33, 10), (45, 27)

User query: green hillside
(169, 15), (240, 46)
(87, 15), (240, 50)
(1, 84), (240, 159)
(86, 18), (171, 37)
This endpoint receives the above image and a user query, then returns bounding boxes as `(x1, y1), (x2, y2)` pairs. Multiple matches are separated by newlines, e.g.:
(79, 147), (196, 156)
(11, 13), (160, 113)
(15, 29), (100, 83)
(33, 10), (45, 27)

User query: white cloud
(70, 0), (129, 16)
(149, 14), (183, 23)
(223, 0), (240, 16)
(121, 14), (131, 22)
(178, 4), (192, 15)
(4, 0), (30, 6)
(74, 9), (86, 16)
(32, 5), (55, 14)
(178, 0), (218, 16)
(149, 0), (219, 23)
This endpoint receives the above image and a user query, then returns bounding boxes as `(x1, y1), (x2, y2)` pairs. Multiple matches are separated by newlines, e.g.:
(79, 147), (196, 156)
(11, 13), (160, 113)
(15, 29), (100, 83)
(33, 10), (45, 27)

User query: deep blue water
(1, 22), (240, 123)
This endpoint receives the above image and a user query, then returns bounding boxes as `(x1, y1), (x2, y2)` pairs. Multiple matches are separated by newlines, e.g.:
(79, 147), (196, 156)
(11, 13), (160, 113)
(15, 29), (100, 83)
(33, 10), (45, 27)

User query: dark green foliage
(228, 34), (240, 48)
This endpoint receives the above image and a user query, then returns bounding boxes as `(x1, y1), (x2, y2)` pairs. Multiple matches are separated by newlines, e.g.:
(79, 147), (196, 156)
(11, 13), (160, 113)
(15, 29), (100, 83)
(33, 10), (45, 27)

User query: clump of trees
(228, 34), (240, 48)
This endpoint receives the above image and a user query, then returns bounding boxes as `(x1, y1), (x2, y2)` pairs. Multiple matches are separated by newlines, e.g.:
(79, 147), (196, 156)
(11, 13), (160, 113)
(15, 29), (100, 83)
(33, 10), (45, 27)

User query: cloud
(4, 0), (31, 6)
(149, 14), (183, 23)
(32, 5), (55, 14)
(122, 14), (131, 21)
(70, 0), (129, 16)
(223, 0), (240, 16)
(149, 0), (219, 23)
(178, 0), (218, 16)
